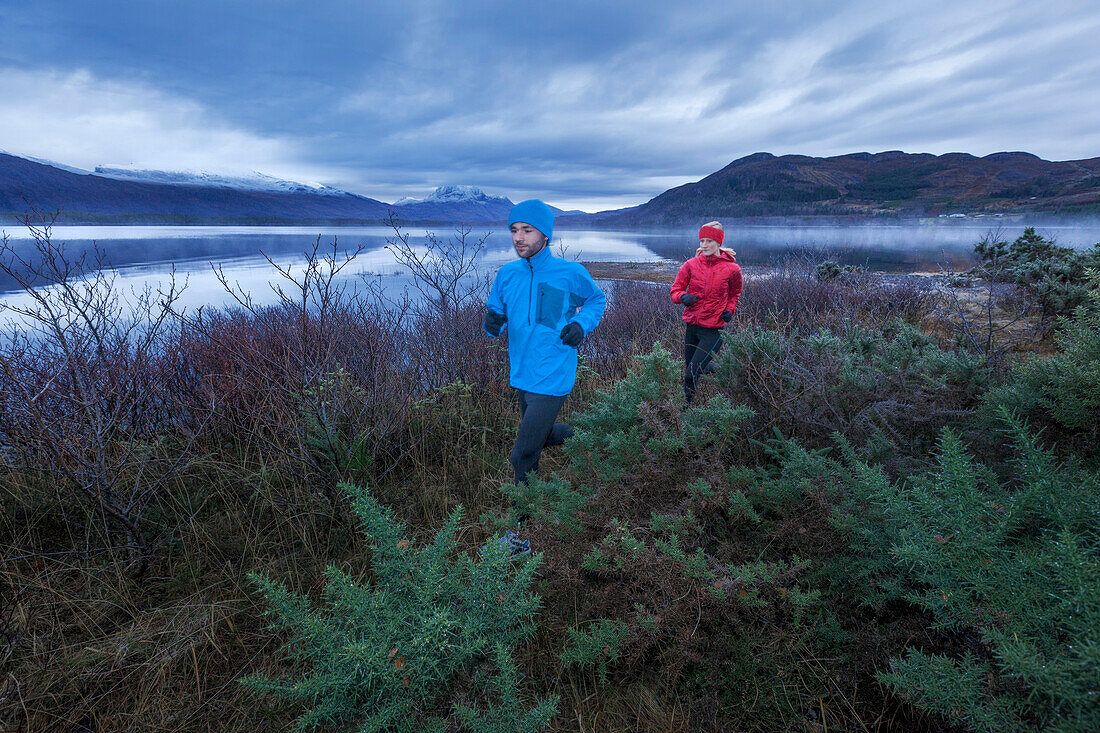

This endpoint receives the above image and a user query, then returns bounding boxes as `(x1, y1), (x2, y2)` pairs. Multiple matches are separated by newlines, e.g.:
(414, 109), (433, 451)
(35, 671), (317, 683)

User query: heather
(1, 223), (1098, 731)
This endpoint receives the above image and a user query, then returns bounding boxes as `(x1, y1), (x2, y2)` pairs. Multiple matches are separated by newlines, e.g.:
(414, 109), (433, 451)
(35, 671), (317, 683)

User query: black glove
(680, 293), (699, 306)
(484, 309), (506, 336)
(560, 322), (584, 348)
(720, 310), (733, 323)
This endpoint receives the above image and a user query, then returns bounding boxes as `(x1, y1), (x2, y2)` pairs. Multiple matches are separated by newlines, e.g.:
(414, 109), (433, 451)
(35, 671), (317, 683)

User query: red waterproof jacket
(670, 251), (743, 328)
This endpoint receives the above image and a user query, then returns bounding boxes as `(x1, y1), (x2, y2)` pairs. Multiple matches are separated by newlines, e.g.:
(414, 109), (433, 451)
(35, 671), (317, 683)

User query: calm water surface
(2, 221), (1099, 316)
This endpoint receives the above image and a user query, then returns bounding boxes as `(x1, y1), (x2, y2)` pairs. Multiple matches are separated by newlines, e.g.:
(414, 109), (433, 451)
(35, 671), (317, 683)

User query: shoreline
(581, 260), (680, 284)
(581, 260), (963, 285)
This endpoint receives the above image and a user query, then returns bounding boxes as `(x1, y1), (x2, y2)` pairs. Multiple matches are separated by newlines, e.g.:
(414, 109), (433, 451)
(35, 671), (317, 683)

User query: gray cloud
(1, 0), (1098, 211)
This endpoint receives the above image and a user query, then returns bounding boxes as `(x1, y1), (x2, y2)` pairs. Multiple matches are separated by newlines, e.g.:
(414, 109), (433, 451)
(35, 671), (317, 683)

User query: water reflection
(1, 222), (1098, 319)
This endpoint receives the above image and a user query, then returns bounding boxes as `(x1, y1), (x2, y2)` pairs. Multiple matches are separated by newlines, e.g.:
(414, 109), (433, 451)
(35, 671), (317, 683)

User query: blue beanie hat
(508, 199), (554, 241)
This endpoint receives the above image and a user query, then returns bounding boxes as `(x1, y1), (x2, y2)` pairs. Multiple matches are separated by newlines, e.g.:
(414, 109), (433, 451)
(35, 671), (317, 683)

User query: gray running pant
(511, 390), (573, 485)
(684, 323), (723, 404)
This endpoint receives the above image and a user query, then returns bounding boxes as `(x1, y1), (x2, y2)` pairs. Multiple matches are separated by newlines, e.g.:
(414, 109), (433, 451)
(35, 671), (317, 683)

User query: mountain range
(389, 185), (581, 221)
(578, 151), (1100, 225)
(0, 153), (391, 224)
(92, 166), (352, 196)
(3, 150), (1100, 226)
(0, 153), (584, 225)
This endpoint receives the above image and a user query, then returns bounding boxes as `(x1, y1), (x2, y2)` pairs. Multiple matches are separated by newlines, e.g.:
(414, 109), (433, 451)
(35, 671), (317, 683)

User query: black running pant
(510, 390), (572, 485)
(683, 323), (723, 404)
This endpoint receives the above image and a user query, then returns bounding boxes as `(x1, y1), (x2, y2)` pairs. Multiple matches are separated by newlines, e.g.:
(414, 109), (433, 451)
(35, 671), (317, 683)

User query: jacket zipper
(526, 258), (534, 325)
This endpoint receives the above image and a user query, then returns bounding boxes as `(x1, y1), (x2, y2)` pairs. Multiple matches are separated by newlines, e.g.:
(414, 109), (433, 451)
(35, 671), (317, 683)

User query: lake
(2, 220), (1099, 317)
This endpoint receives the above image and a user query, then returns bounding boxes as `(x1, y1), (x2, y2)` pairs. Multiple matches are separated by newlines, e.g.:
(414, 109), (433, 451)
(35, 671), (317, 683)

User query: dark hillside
(0, 153), (391, 223)
(592, 150), (1100, 224)
(8, 149), (1100, 226)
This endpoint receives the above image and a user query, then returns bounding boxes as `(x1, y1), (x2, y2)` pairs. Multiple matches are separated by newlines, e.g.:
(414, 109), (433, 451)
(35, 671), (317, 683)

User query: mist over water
(1, 220), (1099, 319)
(622, 220), (1100, 270)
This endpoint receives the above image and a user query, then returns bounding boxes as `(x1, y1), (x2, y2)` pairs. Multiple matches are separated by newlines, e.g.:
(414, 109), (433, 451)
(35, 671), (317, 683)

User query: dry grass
(928, 279), (1049, 359)
(582, 261), (681, 285)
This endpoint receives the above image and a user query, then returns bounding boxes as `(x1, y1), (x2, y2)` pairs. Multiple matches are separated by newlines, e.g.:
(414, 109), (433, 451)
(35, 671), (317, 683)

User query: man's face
(511, 222), (547, 259)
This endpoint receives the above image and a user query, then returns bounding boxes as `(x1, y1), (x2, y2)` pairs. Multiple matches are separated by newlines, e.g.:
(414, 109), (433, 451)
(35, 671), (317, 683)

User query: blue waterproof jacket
(485, 247), (606, 396)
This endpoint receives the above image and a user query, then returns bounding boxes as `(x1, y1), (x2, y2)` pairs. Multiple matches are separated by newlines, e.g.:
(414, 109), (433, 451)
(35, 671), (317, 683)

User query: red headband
(699, 225), (724, 245)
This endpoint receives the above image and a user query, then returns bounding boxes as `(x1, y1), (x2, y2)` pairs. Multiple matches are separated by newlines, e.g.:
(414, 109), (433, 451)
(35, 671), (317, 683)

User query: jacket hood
(697, 249), (736, 264)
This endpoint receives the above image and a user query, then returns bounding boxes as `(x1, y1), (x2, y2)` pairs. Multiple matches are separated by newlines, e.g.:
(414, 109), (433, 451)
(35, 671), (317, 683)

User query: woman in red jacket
(670, 221), (743, 404)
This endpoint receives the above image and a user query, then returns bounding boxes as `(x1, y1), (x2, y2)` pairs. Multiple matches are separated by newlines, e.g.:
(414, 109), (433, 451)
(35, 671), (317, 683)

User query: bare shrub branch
(0, 215), (193, 577)
(384, 212), (489, 309)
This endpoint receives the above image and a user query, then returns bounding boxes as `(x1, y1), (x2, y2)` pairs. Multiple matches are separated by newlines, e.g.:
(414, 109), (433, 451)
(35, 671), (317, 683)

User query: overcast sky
(2, 0), (1099, 211)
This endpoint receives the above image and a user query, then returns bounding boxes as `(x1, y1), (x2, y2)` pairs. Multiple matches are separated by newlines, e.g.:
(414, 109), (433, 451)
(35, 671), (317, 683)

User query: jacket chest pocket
(536, 282), (583, 329)
(707, 269), (724, 301)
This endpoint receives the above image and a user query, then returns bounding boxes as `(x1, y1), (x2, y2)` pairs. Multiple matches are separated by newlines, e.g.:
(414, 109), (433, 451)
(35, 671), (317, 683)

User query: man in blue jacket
(484, 198), (606, 500)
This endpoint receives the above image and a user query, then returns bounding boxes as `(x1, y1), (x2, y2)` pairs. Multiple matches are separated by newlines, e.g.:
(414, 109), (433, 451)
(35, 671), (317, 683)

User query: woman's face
(699, 237), (721, 257)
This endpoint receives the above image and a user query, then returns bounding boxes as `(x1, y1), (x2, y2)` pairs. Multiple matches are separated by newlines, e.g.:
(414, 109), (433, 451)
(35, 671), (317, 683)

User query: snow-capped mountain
(93, 167), (353, 197)
(389, 185), (515, 222)
(393, 185), (511, 206)
(387, 185), (585, 220)
(0, 152), (587, 224)
(0, 152), (390, 222)
(0, 150), (92, 176)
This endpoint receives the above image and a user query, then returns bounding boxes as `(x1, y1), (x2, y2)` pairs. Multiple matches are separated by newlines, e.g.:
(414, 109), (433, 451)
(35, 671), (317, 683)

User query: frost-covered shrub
(501, 473), (592, 534)
(242, 482), (556, 732)
(518, 348), (822, 728)
(560, 619), (630, 683)
(715, 319), (988, 459)
(975, 227), (1100, 322)
(829, 417), (1100, 732)
(982, 268), (1100, 461)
